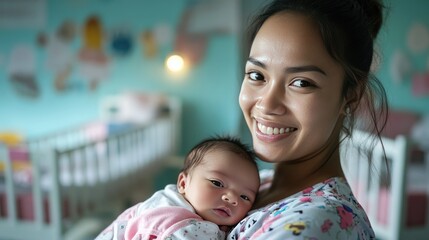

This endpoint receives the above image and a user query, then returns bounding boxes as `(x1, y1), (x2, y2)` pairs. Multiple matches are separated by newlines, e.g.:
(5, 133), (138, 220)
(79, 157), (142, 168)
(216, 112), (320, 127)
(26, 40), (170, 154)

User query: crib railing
(341, 130), (409, 240)
(0, 109), (180, 240)
(0, 142), (62, 239)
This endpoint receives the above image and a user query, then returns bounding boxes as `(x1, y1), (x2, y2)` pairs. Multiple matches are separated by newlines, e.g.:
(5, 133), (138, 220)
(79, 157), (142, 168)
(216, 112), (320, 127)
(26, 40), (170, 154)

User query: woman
(228, 0), (387, 239)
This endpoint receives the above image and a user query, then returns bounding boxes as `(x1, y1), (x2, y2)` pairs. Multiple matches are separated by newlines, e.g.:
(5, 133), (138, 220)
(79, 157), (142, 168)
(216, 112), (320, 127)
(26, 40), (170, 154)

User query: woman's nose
(255, 84), (287, 115)
(222, 193), (238, 206)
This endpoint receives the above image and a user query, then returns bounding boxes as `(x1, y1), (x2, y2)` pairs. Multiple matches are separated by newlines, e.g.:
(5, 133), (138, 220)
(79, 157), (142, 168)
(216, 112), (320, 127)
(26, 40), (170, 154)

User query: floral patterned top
(227, 170), (374, 240)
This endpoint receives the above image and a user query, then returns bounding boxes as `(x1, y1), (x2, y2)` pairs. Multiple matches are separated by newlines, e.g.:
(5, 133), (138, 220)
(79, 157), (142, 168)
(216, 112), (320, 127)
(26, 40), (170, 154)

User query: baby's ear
(177, 172), (188, 194)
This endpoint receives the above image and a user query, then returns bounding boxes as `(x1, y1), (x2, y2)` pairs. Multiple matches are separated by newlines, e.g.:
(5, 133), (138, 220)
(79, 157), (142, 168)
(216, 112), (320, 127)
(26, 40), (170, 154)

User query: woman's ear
(177, 172), (188, 194)
(342, 80), (364, 116)
(342, 92), (358, 117)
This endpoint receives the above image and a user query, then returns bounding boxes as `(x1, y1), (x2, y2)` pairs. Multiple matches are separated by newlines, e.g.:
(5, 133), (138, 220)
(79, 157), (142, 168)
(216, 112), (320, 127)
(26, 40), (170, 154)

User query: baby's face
(178, 150), (260, 226)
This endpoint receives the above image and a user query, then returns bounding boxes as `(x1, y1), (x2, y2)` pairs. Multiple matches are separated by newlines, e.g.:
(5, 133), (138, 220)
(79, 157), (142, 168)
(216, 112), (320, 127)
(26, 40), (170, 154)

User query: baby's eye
(240, 195), (251, 201)
(291, 79), (313, 88)
(246, 71), (264, 81)
(210, 180), (223, 187)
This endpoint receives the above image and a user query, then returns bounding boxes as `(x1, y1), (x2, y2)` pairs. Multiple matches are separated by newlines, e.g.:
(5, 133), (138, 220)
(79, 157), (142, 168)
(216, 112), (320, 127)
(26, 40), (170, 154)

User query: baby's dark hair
(181, 135), (257, 174)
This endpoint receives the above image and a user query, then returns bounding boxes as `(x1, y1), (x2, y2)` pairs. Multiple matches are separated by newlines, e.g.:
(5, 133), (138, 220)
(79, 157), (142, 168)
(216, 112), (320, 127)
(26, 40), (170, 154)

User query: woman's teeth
(257, 122), (296, 135)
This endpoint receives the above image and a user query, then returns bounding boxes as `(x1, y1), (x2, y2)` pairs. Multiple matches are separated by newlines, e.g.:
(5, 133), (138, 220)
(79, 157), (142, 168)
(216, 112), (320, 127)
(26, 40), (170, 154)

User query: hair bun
(356, 0), (384, 39)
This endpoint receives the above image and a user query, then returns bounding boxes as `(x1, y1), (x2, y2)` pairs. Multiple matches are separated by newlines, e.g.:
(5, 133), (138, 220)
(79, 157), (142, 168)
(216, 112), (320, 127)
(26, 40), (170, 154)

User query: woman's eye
(246, 71), (264, 81)
(210, 180), (223, 187)
(240, 195), (250, 201)
(291, 79), (313, 88)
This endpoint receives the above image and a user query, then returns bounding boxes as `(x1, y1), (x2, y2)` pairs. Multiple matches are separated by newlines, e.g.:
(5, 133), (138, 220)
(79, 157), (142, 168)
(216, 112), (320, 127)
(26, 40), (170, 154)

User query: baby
(96, 136), (260, 240)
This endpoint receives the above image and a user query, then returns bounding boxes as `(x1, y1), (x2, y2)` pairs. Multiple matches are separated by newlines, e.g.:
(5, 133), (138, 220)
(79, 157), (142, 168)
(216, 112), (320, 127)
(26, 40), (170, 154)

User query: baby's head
(177, 136), (260, 227)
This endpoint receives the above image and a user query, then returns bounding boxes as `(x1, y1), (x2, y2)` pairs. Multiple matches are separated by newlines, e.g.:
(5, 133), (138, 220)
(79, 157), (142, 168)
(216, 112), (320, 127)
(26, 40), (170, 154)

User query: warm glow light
(166, 54), (185, 72)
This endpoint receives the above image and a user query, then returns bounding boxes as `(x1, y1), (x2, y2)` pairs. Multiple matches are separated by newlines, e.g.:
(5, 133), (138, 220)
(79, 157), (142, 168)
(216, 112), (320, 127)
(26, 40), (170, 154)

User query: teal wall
(376, 0), (429, 114)
(0, 0), (428, 158)
(0, 0), (242, 155)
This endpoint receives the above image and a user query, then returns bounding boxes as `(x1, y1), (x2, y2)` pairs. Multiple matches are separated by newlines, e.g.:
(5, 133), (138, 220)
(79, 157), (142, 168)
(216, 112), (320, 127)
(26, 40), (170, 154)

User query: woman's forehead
(250, 12), (342, 76)
(253, 12), (322, 54)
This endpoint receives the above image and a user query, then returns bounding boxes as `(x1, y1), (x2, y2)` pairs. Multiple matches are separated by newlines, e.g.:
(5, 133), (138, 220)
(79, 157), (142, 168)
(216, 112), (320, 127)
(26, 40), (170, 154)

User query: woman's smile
(257, 121), (297, 135)
(254, 118), (297, 143)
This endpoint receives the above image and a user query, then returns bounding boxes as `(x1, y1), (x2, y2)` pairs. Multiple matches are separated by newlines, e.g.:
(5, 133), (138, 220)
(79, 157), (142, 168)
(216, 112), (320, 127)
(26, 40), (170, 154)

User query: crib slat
(76, 147), (89, 217)
(90, 143), (104, 206)
(108, 138), (118, 181)
(30, 148), (44, 226)
(387, 136), (408, 240)
(0, 144), (17, 224)
(81, 145), (92, 216)
(62, 150), (77, 223)
(48, 149), (63, 239)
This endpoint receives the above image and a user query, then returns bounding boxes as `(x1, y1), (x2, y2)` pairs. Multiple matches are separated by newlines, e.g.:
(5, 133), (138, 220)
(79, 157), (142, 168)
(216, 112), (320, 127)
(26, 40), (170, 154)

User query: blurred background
(0, 0), (428, 239)
(1, 0), (428, 155)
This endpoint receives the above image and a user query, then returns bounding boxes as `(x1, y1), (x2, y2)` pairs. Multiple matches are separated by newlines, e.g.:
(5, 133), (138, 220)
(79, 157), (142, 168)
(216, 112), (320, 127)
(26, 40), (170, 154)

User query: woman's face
(240, 12), (346, 163)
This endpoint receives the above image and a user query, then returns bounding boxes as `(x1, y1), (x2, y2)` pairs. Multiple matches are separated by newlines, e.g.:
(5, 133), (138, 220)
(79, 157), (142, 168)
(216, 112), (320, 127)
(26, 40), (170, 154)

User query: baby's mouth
(257, 122), (297, 135)
(214, 207), (231, 217)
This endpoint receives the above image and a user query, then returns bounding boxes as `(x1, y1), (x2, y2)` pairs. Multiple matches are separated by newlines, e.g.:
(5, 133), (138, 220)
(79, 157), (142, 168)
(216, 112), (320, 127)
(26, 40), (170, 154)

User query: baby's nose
(222, 193), (238, 206)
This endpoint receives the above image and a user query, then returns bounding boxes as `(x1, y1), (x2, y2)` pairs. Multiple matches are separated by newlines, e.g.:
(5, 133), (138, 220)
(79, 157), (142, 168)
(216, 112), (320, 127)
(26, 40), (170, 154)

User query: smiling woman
(241, 12), (346, 165)
(228, 0), (388, 239)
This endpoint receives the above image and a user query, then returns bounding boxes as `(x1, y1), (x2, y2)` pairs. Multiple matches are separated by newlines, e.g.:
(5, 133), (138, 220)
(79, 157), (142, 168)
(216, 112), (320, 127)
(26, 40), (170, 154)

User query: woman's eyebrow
(285, 65), (326, 75)
(247, 57), (326, 76)
(247, 57), (266, 68)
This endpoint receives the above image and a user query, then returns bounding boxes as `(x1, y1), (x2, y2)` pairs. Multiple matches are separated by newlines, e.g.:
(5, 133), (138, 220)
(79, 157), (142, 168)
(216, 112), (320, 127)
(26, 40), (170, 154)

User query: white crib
(0, 97), (181, 240)
(341, 129), (429, 240)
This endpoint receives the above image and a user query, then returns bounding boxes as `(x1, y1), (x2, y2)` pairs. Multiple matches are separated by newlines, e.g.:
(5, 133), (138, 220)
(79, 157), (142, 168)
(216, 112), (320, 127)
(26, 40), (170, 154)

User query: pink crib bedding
(0, 191), (76, 223)
(376, 188), (427, 227)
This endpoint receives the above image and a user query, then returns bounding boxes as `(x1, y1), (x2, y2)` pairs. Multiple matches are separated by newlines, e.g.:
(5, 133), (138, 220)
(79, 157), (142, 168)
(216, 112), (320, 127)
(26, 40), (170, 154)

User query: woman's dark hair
(247, 0), (388, 141)
(182, 135), (257, 174)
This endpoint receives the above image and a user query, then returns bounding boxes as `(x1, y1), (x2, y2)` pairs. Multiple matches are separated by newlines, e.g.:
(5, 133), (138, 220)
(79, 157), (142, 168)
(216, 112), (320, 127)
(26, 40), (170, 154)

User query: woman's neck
(253, 140), (345, 209)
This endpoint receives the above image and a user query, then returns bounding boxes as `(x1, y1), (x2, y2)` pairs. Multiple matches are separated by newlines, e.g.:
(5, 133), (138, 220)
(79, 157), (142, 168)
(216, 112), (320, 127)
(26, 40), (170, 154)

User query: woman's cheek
(238, 89), (249, 113)
(239, 88), (252, 112)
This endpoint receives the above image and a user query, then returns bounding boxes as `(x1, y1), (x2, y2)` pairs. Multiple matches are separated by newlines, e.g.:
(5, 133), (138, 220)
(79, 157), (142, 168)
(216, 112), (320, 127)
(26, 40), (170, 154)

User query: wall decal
(45, 36), (74, 92)
(110, 28), (133, 57)
(77, 15), (109, 91)
(390, 50), (412, 84)
(173, 0), (239, 66)
(140, 24), (172, 59)
(56, 20), (76, 43)
(153, 23), (172, 47)
(174, 9), (207, 65)
(407, 22), (429, 54)
(412, 72), (429, 96)
(7, 45), (39, 98)
(141, 30), (157, 58)
(0, 0), (46, 29)
(36, 31), (48, 47)
(186, 0), (239, 34)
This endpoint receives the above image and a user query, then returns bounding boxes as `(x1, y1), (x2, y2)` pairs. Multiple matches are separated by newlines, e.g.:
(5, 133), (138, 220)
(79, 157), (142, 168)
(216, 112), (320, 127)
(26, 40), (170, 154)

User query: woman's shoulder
(228, 177), (374, 240)
(253, 177), (364, 217)
(257, 173), (364, 213)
